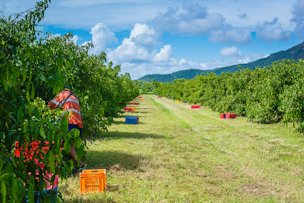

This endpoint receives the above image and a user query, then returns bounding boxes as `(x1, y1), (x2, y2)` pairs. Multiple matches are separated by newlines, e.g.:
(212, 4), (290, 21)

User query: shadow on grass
(113, 120), (145, 125)
(113, 120), (127, 124)
(102, 131), (164, 139)
(64, 194), (115, 203)
(117, 114), (143, 118)
(86, 150), (146, 170)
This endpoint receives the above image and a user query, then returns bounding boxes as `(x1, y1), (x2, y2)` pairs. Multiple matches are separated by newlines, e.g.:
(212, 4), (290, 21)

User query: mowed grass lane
(61, 95), (304, 202)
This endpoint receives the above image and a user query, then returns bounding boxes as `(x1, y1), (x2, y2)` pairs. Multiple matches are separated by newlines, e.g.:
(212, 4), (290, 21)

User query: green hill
(138, 42), (304, 82)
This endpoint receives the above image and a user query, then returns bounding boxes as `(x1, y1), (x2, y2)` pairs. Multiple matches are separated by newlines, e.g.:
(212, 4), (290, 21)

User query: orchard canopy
(0, 0), (138, 201)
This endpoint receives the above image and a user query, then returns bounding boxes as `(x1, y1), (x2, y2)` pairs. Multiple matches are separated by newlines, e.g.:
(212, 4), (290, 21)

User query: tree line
(155, 60), (304, 131)
(0, 0), (138, 201)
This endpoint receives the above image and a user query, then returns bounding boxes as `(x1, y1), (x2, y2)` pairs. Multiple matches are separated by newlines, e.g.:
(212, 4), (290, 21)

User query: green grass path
(62, 95), (304, 202)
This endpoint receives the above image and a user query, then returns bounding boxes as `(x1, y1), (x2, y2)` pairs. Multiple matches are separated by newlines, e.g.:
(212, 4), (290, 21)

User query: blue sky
(1, 0), (304, 79)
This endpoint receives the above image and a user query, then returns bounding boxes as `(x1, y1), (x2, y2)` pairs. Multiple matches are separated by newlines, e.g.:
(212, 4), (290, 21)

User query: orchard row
(0, 0), (138, 201)
(155, 60), (304, 131)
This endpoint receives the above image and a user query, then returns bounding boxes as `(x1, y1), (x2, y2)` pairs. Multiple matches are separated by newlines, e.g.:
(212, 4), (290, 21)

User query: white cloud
(48, 34), (61, 39)
(152, 2), (224, 35)
(237, 56), (252, 64)
(179, 58), (187, 65)
(292, 0), (304, 39)
(108, 23), (157, 63)
(153, 45), (171, 62)
(71, 35), (80, 44)
(89, 23), (117, 54)
(47, 33), (81, 45)
(220, 46), (241, 57)
(256, 18), (291, 41)
(210, 26), (252, 43)
(200, 63), (208, 69)
(108, 39), (150, 62)
(151, 2), (254, 43)
(130, 23), (158, 46)
(106, 22), (264, 79)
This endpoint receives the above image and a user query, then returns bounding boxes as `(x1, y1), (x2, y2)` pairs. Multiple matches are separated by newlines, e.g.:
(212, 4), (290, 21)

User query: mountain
(138, 42), (304, 82)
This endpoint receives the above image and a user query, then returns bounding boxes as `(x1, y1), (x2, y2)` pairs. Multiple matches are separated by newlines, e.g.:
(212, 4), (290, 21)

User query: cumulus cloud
(108, 23), (159, 63)
(107, 23), (260, 79)
(130, 23), (158, 46)
(71, 35), (80, 44)
(153, 45), (171, 62)
(179, 58), (187, 65)
(210, 26), (252, 43)
(291, 0), (304, 39)
(220, 47), (241, 57)
(89, 23), (117, 54)
(152, 2), (224, 35)
(256, 18), (291, 41)
(108, 39), (150, 62)
(151, 2), (253, 43)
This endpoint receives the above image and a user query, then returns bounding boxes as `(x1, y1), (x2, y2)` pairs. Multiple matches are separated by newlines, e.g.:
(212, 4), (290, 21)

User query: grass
(61, 95), (304, 202)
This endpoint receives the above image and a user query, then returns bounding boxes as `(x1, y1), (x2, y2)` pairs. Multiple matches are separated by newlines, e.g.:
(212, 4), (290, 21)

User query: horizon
(139, 40), (304, 78)
(1, 0), (304, 79)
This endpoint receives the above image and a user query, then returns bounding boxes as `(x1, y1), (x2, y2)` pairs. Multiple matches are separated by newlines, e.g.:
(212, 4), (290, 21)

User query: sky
(1, 0), (304, 79)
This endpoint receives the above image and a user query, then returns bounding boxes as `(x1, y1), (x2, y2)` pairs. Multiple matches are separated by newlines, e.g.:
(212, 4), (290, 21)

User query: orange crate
(80, 169), (106, 194)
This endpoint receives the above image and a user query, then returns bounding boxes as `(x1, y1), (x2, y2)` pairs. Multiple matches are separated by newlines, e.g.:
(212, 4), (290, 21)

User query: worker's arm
(47, 91), (66, 109)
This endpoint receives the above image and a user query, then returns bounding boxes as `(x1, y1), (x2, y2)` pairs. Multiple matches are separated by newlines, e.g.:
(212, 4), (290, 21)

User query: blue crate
(125, 116), (139, 124)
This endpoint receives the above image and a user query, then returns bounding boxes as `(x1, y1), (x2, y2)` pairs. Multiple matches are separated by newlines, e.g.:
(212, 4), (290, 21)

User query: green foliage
(156, 59), (304, 131)
(0, 0), (138, 201)
(136, 80), (160, 94)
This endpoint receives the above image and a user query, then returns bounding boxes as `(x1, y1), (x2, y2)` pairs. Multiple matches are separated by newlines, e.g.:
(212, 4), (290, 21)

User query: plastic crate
(125, 116), (139, 124)
(225, 113), (237, 119)
(128, 102), (140, 105)
(220, 113), (225, 119)
(123, 107), (136, 112)
(80, 169), (106, 194)
(191, 105), (201, 109)
(230, 113), (237, 119)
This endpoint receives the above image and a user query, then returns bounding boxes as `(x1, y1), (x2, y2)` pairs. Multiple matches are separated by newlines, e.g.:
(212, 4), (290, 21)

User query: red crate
(128, 102), (140, 105)
(80, 169), (106, 194)
(123, 107), (136, 112)
(225, 113), (237, 119)
(191, 105), (201, 109)
(230, 113), (236, 119)
(226, 113), (231, 119)
(220, 113), (225, 119)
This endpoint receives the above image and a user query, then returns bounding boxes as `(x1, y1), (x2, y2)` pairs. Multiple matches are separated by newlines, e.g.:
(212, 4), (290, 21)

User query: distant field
(61, 95), (304, 202)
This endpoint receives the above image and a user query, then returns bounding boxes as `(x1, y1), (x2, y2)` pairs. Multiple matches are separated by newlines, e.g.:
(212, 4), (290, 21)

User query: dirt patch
(241, 183), (269, 196)
(292, 167), (303, 176)
(216, 165), (236, 180)
(107, 184), (120, 192)
(197, 171), (208, 178)
(109, 164), (124, 172)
